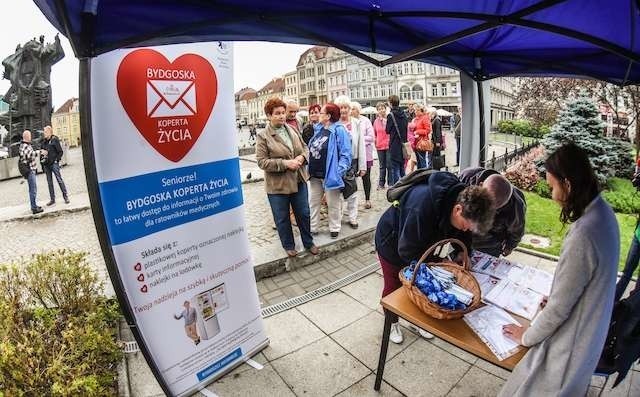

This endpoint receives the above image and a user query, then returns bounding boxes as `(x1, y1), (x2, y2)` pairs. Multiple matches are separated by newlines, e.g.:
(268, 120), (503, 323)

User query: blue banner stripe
(196, 347), (242, 381)
(99, 158), (243, 245)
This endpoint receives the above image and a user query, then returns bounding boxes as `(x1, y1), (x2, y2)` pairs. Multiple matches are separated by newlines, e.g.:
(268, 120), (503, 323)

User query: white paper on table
(483, 278), (544, 321)
(470, 250), (521, 280)
(471, 271), (500, 297)
(464, 305), (522, 361)
(508, 265), (553, 296)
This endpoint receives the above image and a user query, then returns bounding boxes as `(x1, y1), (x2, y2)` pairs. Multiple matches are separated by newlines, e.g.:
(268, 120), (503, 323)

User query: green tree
(542, 93), (634, 186)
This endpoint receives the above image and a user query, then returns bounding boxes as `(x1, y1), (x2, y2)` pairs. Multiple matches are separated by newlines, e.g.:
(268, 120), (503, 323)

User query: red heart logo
(137, 274), (145, 282)
(140, 285), (148, 293)
(117, 49), (218, 162)
(134, 263), (142, 271)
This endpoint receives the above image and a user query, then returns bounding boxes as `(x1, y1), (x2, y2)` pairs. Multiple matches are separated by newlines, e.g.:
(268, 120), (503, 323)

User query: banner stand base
(244, 358), (264, 370)
(199, 389), (219, 397)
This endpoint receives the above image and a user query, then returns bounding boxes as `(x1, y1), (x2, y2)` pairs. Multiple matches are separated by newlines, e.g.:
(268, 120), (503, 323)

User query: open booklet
(470, 250), (553, 298)
(463, 305), (522, 361)
(483, 278), (544, 321)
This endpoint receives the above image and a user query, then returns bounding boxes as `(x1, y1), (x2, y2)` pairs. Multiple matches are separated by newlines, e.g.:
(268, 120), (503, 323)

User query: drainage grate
(122, 340), (140, 354)
(261, 262), (380, 318)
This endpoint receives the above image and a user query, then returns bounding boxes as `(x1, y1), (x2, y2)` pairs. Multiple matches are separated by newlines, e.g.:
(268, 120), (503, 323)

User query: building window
(440, 83), (447, 96)
(451, 83), (458, 96)
(417, 63), (424, 73)
(299, 70), (305, 80)
(400, 85), (410, 100)
(431, 84), (438, 96)
(368, 87), (372, 98)
(411, 84), (424, 100)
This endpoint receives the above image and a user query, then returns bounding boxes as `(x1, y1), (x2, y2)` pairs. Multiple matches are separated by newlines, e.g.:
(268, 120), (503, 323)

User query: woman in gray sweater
(499, 143), (619, 397)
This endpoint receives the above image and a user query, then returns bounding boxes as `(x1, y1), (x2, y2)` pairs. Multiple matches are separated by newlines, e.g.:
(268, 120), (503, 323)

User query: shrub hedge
(0, 250), (122, 396)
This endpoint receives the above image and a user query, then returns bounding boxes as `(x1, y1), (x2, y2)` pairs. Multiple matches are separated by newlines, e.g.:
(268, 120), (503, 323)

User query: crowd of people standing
(256, 95), (456, 257)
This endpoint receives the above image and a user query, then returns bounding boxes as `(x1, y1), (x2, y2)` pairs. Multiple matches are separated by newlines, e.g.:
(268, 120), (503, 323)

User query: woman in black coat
(429, 109), (443, 170)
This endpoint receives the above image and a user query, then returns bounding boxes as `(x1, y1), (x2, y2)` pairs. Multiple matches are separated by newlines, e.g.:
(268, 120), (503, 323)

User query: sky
(1, 1), (312, 109)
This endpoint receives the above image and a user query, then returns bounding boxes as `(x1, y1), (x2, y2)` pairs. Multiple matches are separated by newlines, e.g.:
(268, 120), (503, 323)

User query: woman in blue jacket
(308, 103), (352, 238)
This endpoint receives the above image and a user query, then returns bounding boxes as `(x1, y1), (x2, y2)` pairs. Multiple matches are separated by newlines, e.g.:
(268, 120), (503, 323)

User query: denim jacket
(312, 122), (352, 190)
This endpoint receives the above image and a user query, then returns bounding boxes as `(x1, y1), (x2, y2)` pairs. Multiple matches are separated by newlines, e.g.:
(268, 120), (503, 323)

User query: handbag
(415, 137), (434, 152)
(389, 112), (411, 160)
(341, 165), (358, 199)
(432, 154), (445, 170)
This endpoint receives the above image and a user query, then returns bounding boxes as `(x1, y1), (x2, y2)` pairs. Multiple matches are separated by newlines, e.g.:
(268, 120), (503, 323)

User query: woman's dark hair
(264, 97), (286, 116)
(388, 95), (400, 107)
(545, 143), (599, 224)
(309, 104), (321, 113)
(323, 103), (340, 122)
(456, 186), (496, 234)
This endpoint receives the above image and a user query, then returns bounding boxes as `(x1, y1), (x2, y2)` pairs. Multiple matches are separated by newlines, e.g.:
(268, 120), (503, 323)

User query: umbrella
(361, 106), (377, 115)
(436, 109), (452, 117)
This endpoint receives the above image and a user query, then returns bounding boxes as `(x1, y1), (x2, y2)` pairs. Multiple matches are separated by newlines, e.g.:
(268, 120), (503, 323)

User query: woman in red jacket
(412, 103), (432, 169)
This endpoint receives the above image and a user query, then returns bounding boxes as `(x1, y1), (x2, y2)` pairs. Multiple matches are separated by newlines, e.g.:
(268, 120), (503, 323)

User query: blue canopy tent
(34, 0), (640, 165)
(31, 1), (640, 395)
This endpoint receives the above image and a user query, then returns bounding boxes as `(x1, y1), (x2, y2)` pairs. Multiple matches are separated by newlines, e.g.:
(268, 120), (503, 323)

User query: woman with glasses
(302, 104), (321, 145)
(308, 103), (352, 239)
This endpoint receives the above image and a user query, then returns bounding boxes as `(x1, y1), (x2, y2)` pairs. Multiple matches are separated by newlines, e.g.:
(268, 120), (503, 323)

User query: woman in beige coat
(500, 143), (619, 396)
(256, 98), (318, 257)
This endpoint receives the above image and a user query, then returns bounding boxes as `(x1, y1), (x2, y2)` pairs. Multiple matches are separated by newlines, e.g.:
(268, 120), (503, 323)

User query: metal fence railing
(485, 140), (540, 172)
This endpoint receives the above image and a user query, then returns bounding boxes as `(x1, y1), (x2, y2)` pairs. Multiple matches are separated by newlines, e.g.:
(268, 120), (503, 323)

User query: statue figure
(0, 34), (64, 152)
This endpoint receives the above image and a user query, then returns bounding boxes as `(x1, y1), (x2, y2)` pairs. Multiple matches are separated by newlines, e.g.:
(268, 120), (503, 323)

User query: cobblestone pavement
(1, 147), (88, 208)
(0, 147), (390, 294)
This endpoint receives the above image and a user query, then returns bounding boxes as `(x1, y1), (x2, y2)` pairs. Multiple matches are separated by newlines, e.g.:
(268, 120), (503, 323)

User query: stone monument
(0, 34), (64, 153)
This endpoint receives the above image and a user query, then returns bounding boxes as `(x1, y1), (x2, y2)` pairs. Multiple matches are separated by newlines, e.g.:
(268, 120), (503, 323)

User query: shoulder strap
(386, 168), (438, 203)
(389, 112), (403, 141)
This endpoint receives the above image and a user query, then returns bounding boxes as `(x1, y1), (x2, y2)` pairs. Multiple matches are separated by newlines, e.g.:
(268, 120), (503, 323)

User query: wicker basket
(399, 238), (481, 320)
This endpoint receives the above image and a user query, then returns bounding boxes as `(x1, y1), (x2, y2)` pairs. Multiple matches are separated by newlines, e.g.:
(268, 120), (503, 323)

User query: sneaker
(409, 324), (434, 339)
(349, 222), (359, 229)
(46, 200), (55, 206)
(308, 246), (319, 255)
(64, 198), (70, 204)
(390, 322), (403, 344)
(330, 231), (339, 239)
(32, 207), (44, 215)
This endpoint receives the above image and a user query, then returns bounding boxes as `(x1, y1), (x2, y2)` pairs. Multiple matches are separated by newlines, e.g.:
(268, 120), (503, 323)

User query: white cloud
(1, 2), (311, 109)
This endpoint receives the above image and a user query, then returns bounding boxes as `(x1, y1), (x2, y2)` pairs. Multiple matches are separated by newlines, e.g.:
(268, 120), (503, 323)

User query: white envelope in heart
(147, 79), (197, 118)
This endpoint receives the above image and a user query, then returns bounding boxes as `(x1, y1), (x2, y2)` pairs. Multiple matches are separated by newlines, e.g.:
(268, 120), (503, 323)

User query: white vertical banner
(90, 42), (267, 396)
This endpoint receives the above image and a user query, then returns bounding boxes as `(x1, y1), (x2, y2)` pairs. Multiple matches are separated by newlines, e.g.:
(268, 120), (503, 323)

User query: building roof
(240, 91), (257, 100)
(296, 46), (328, 67)
(54, 97), (79, 114)
(258, 78), (285, 96)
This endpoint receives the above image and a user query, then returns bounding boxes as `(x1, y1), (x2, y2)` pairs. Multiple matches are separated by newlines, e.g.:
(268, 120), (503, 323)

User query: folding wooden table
(374, 288), (529, 390)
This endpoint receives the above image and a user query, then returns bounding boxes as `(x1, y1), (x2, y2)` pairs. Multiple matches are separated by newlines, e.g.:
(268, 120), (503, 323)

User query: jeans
(390, 162), (404, 186)
(615, 234), (640, 301)
(267, 182), (314, 251)
(27, 170), (37, 210)
(415, 151), (431, 169)
(44, 162), (68, 202)
(377, 150), (392, 188)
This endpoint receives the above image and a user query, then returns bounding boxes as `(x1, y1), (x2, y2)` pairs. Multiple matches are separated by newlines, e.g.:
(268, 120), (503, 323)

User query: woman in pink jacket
(373, 102), (391, 189)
